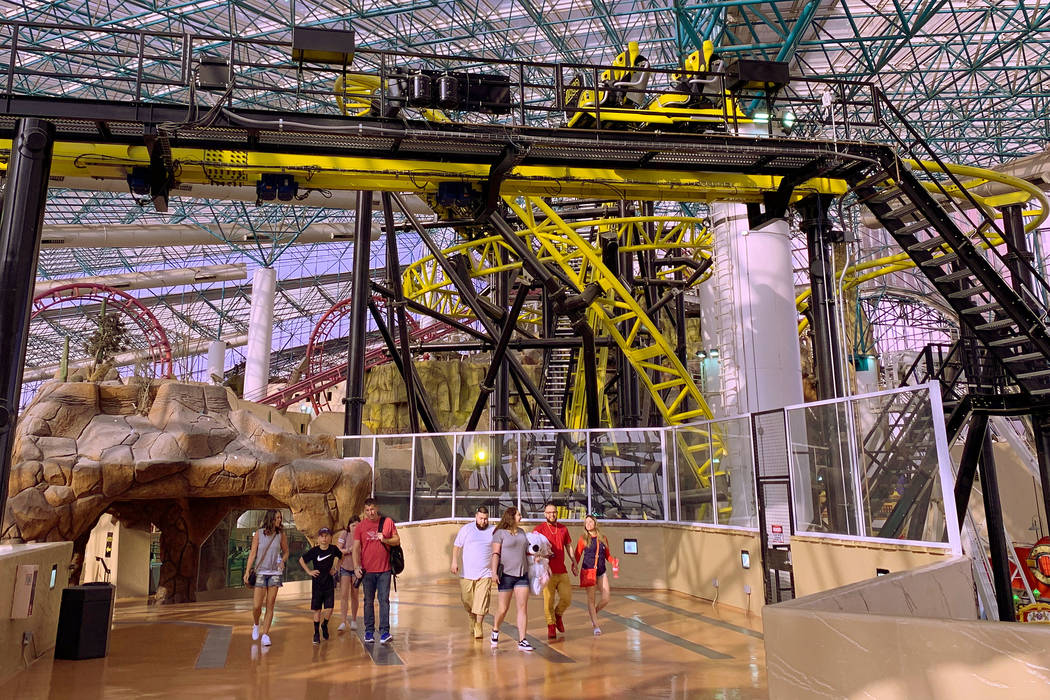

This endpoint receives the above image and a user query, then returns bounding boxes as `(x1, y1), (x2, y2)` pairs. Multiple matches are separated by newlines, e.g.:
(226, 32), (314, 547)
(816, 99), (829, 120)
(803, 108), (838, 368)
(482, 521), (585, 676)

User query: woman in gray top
(489, 507), (533, 652)
(243, 509), (289, 647)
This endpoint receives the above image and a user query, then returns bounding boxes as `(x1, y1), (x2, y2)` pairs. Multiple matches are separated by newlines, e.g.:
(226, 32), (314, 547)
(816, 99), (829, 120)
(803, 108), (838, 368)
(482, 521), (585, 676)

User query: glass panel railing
(453, 431), (519, 518)
(787, 400), (862, 536)
(518, 429), (588, 519)
(854, 386), (948, 543)
(408, 434), (455, 521)
(587, 429), (666, 520)
(674, 423), (716, 524)
(331, 384), (951, 548)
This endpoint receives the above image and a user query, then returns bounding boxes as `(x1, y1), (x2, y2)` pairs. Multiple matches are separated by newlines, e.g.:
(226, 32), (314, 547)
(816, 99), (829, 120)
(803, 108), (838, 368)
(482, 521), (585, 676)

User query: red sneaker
(547, 624), (557, 640)
(555, 615), (565, 633)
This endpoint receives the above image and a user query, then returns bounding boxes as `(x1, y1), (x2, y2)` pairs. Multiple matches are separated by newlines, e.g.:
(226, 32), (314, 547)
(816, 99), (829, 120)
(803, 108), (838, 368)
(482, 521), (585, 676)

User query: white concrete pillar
(707, 203), (805, 528)
(708, 202), (804, 416)
(207, 340), (226, 385)
(242, 266), (277, 402)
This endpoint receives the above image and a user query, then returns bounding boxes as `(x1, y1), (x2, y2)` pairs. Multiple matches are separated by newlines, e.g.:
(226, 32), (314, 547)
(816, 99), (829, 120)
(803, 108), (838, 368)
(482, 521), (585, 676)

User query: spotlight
(781, 110), (796, 130)
(474, 448), (488, 463)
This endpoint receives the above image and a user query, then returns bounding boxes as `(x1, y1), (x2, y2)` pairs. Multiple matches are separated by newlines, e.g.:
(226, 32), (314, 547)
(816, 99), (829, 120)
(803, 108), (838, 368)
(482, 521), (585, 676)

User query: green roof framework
(3, 1), (1048, 393)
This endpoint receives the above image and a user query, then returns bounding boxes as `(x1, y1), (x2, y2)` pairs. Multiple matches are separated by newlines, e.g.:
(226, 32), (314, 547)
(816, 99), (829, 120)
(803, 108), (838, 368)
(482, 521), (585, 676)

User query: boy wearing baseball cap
(299, 527), (341, 644)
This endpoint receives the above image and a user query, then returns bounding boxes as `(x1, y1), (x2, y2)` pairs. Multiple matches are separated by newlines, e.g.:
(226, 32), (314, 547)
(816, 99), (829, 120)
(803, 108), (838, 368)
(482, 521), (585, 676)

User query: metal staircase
(521, 314), (577, 511)
(861, 340), (996, 538)
(847, 96), (1050, 401)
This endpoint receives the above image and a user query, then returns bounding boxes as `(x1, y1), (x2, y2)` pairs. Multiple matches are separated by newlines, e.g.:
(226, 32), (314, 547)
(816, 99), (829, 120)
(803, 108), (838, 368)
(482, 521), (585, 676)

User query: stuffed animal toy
(525, 531), (553, 595)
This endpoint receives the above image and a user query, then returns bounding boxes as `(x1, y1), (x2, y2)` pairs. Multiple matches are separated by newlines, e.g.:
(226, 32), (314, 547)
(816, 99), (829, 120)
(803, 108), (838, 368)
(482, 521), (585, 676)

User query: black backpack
(380, 516), (405, 576)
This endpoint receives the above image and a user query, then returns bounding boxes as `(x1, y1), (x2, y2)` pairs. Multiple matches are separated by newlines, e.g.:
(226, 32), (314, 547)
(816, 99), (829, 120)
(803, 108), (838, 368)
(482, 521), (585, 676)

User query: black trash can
(55, 582), (115, 660)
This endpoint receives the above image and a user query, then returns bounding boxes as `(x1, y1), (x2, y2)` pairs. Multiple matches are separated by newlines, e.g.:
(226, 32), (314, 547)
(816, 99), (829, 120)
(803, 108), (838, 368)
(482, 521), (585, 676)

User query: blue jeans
(361, 571), (391, 635)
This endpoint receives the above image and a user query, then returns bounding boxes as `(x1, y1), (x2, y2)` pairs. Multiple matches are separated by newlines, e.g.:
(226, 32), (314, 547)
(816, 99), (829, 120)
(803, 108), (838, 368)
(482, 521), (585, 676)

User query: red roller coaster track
(31, 283), (173, 379)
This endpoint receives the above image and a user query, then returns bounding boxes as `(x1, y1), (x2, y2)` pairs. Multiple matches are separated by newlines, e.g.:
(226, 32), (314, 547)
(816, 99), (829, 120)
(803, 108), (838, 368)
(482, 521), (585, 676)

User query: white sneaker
(593, 627), (602, 636)
(350, 620), (358, 631)
(261, 634), (272, 646)
(337, 621), (347, 632)
(252, 625), (260, 641)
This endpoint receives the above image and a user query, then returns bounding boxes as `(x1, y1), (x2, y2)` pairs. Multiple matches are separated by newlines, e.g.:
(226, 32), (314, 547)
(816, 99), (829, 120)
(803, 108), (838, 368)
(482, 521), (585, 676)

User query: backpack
(380, 516), (405, 576)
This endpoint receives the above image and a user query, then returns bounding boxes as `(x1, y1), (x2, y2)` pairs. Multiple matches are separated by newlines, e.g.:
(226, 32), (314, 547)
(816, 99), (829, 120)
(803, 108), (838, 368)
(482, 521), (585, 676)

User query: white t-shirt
(454, 522), (494, 580)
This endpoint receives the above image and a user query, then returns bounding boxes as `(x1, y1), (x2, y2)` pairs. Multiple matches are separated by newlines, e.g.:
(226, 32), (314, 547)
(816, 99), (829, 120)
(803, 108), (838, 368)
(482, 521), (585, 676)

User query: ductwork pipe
(22, 334), (249, 382)
(34, 263), (247, 295)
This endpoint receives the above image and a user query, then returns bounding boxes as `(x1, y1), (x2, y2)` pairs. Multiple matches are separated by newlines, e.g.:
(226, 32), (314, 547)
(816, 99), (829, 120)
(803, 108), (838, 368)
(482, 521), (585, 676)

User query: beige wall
(791, 534), (952, 598)
(765, 558), (1050, 699)
(81, 516), (151, 599)
(0, 542), (73, 685)
(396, 520), (764, 613)
(664, 524), (764, 613)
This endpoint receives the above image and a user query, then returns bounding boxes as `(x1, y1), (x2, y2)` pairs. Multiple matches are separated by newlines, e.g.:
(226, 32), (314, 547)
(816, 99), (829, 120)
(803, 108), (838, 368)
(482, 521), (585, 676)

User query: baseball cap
(318, 527), (332, 535)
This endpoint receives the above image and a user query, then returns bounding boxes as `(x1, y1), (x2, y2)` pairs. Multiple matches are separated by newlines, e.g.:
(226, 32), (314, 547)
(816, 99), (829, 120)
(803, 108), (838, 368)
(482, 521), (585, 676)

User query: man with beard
(451, 505), (494, 639)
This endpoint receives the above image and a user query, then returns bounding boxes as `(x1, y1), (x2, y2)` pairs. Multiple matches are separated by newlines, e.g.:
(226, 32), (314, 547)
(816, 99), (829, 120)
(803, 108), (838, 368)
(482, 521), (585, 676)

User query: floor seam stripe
(624, 594), (764, 639)
(573, 601), (733, 660)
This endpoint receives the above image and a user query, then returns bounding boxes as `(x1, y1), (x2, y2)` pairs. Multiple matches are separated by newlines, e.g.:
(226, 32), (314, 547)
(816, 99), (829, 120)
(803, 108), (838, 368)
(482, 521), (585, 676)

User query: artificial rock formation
(2, 379), (372, 602)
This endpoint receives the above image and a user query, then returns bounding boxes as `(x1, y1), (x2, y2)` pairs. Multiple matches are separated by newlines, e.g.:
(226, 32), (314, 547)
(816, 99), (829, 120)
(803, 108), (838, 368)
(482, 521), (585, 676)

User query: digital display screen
(623, 539), (638, 555)
(740, 550), (751, 569)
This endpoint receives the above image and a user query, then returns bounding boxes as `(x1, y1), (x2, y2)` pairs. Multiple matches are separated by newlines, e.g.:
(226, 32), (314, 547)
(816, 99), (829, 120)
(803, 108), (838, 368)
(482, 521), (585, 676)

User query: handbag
(580, 568), (597, 587)
(248, 530), (279, 588)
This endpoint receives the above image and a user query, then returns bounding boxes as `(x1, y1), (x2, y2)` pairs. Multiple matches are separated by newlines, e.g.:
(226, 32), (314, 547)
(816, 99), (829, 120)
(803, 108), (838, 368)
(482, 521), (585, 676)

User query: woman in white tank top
(335, 514), (361, 632)
(243, 509), (289, 647)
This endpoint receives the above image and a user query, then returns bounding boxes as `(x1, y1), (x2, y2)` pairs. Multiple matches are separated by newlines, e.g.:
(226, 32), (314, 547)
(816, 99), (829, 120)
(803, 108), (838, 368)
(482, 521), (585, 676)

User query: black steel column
(1000, 204), (1033, 292)
(0, 118), (54, 516)
(1001, 202), (1050, 533)
(381, 193), (420, 437)
(1034, 416), (1050, 536)
(492, 268), (512, 431)
(798, 193), (846, 400)
(343, 190), (373, 455)
(979, 434), (1017, 621)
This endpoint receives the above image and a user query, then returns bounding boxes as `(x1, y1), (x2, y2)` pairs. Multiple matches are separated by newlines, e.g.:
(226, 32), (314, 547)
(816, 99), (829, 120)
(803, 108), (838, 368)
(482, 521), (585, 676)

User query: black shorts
(311, 586), (335, 611)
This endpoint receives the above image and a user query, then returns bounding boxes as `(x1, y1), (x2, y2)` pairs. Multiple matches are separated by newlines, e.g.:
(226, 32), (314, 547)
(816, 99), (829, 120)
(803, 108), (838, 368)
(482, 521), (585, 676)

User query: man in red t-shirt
(533, 502), (578, 639)
(351, 498), (400, 645)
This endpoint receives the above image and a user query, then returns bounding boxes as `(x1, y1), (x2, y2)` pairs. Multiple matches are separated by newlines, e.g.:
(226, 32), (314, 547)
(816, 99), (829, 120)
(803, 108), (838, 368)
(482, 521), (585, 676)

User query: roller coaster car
(564, 40), (763, 133)
(335, 68), (511, 121)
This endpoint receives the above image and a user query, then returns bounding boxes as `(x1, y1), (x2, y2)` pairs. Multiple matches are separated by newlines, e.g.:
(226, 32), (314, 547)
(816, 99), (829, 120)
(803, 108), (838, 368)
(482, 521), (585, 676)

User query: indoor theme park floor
(3, 583), (767, 699)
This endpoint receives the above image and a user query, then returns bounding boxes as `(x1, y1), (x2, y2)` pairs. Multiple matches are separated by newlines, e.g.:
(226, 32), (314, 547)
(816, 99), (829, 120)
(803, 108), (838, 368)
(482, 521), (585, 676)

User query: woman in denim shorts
(489, 507), (534, 652)
(243, 509), (289, 647)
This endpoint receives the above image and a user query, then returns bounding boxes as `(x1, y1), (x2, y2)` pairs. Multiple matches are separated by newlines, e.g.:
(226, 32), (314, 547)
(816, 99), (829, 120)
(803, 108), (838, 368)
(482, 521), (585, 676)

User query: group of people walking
(242, 497), (399, 648)
(451, 502), (616, 652)
(241, 499), (613, 652)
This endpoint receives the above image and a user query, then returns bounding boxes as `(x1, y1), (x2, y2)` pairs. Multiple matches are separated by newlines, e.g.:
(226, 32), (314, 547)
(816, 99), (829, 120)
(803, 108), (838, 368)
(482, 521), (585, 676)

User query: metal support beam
(381, 192), (420, 438)
(493, 269), (513, 432)
(979, 433), (1016, 622)
(466, 282), (531, 433)
(366, 299), (453, 476)
(392, 194), (569, 433)
(0, 118), (54, 518)
(798, 193), (846, 399)
(954, 413), (988, 525)
(1033, 415), (1050, 536)
(343, 190), (373, 455)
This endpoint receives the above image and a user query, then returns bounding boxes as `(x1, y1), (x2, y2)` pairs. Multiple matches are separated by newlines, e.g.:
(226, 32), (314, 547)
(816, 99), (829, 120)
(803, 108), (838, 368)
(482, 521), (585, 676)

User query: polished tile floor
(4, 584), (767, 699)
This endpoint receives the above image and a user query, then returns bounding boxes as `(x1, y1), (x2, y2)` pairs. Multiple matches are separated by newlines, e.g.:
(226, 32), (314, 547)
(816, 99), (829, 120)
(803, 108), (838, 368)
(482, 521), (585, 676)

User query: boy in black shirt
(299, 527), (341, 644)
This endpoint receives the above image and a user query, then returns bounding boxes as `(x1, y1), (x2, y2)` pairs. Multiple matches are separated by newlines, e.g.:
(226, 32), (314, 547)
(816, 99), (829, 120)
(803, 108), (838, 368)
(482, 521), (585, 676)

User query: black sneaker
(490, 630), (499, 647)
(517, 639), (534, 652)
(313, 632), (320, 645)
(321, 623), (329, 640)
